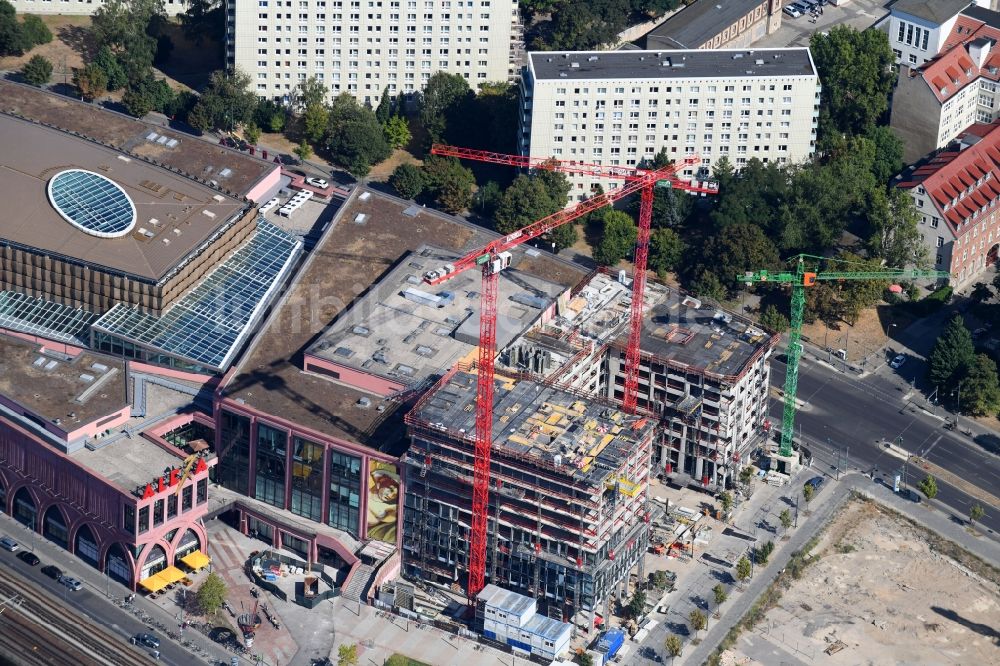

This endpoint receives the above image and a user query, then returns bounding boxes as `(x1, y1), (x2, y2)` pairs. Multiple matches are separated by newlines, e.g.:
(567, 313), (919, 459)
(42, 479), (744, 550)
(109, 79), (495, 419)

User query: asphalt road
(771, 353), (1000, 535)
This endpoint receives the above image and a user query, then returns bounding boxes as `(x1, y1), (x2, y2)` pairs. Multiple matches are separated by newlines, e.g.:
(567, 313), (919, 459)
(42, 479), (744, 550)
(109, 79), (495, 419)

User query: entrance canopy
(138, 571), (169, 593)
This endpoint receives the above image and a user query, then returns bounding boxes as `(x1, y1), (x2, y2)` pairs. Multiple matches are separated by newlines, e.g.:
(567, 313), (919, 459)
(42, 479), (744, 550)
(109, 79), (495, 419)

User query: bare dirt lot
(725, 500), (1000, 665)
(0, 14), (91, 74)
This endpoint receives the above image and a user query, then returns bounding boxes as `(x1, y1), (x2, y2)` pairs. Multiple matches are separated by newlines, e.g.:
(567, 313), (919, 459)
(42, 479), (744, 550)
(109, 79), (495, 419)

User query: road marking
(920, 435), (942, 458)
(910, 456), (1000, 509)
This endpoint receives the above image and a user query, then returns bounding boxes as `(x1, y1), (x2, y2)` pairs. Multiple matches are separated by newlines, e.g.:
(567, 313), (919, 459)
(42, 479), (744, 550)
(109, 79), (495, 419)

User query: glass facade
(328, 451), (361, 536)
(255, 423), (288, 509)
(218, 411), (251, 495)
(291, 437), (324, 523)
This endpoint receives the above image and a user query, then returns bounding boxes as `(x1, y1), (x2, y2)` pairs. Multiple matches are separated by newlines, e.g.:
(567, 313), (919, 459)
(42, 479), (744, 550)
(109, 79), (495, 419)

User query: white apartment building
(9, 0), (189, 16)
(883, 0), (995, 67)
(225, 0), (520, 106)
(518, 49), (820, 201)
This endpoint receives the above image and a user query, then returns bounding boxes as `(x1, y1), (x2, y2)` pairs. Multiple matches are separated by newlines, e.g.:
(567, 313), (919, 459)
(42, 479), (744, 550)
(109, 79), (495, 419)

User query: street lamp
(885, 323), (897, 352)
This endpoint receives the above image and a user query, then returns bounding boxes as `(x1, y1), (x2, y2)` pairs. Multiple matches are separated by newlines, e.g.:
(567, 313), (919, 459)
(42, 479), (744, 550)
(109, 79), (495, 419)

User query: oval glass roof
(47, 169), (136, 238)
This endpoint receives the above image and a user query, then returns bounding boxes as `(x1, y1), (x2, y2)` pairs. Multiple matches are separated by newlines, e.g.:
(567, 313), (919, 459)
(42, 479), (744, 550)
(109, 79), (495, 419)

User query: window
(255, 423), (288, 509)
(937, 236), (944, 247)
(138, 506), (149, 534)
(153, 499), (164, 526)
(328, 451), (361, 536)
(931, 217), (939, 228)
(291, 437), (325, 523)
(182, 485), (193, 512)
(167, 494), (177, 519)
(123, 505), (135, 535)
(197, 479), (208, 505)
(217, 411), (251, 495)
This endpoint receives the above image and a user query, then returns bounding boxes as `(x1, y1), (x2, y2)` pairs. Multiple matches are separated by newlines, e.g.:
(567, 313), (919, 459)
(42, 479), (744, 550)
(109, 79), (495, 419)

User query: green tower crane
(740, 255), (951, 459)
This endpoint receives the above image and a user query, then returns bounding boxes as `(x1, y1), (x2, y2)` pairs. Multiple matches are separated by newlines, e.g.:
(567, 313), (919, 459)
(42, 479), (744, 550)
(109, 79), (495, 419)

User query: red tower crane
(424, 147), (718, 601)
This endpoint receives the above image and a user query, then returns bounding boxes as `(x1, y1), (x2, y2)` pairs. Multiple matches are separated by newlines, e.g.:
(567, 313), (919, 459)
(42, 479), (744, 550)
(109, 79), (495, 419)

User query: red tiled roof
(919, 45), (982, 102)
(896, 122), (1000, 238)
(941, 15), (1000, 52)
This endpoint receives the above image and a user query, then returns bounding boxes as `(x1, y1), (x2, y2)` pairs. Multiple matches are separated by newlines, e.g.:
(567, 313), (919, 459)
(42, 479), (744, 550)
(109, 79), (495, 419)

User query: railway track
(0, 566), (150, 666)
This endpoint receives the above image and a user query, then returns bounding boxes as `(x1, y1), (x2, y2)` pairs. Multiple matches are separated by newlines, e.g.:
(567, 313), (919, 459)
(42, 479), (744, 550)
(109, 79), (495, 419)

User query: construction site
(724, 499), (1000, 666)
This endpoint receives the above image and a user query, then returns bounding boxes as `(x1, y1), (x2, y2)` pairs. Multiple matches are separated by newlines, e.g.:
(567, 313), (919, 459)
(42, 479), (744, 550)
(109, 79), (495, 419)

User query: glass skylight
(47, 169), (136, 238)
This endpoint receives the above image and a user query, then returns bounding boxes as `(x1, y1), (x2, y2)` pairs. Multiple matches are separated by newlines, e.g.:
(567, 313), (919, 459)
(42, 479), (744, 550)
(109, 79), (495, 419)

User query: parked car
(41, 565), (63, 579)
(132, 633), (160, 649)
(306, 176), (329, 188)
(0, 536), (18, 552)
(783, 5), (803, 17)
(890, 354), (906, 369)
(57, 575), (83, 591)
(16, 551), (39, 566)
(804, 476), (825, 491)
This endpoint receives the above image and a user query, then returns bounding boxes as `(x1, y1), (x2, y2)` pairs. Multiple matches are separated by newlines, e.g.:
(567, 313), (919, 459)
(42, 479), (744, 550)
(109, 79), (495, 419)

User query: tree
(755, 540), (775, 565)
(803, 482), (815, 505)
(866, 125), (905, 184)
(664, 634), (683, 663)
(418, 72), (472, 145)
(382, 115), (412, 149)
(810, 25), (895, 145)
(736, 556), (752, 584)
(93, 46), (128, 91)
(718, 491), (733, 515)
(324, 93), (392, 176)
(474, 180), (504, 217)
(294, 75), (328, 110)
(836, 252), (892, 325)
(548, 223), (577, 252)
(195, 572), (226, 616)
(153, 32), (173, 66)
(962, 354), (1000, 416)
(780, 509), (793, 532)
(303, 102), (330, 144)
(121, 76), (173, 117)
(625, 588), (646, 620)
(928, 315), (975, 392)
(19, 14), (52, 48)
(90, 0), (165, 84)
(688, 609), (707, 634)
(391, 163), (426, 200)
(651, 570), (670, 590)
(180, 0), (224, 46)
(534, 164), (571, 208)
(698, 223), (780, 296)
(969, 503), (985, 530)
(739, 466), (755, 488)
(649, 228), (683, 278)
(122, 85), (154, 117)
(759, 305), (790, 333)
(337, 643), (359, 666)
(74, 64), (109, 101)
(20, 54), (52, 86)
(712, 584), (727, 610)
(254, 98), (286, 133)
(495, 176), (561, 234)
(294, 139), (312, 163)
(186, 101), (212, 132)
(918, 474), (938, 500)
(865, 188), (926, 268)
(573, 652), (594, 666)
(243, 122), (261, 146)
(593, 209), (637, 266)
(375, 85), (393, 124)
(196, 68), (258, 130)
(0, 0), (29, 57)
(422, 156), (475, 213)
(971, 282), (993, 303)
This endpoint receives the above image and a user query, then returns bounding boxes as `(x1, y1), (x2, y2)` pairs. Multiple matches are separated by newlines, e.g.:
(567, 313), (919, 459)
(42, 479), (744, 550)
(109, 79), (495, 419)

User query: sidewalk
(680, 471), (1000, 666)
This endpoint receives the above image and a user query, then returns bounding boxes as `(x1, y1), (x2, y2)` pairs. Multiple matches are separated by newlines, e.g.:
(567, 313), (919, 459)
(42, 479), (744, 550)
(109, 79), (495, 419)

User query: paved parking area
(758, 0), (890, 48)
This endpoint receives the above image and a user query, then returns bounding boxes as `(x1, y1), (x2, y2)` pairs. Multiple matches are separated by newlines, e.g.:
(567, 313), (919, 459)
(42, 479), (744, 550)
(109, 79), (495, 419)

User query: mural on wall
(366, 461), (399, 543)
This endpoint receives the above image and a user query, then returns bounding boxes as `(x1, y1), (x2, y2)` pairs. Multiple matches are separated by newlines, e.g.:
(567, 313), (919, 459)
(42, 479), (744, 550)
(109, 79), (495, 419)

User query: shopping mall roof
(0, 334), (126, 430)
(223, 188), (588, 453)
(92, 219), (301, 371)
(305, 244), (566, 390)
(0, 113), (248, 283)
(0, 79), (274, 199)
(411, 369), (654, 487)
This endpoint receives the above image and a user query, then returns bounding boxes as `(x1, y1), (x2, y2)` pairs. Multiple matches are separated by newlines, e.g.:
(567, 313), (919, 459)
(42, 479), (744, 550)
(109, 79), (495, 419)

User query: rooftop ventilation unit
(80, 374), (95, 383)
(359, 192), (371, 201)
(352, 325), (371, 337)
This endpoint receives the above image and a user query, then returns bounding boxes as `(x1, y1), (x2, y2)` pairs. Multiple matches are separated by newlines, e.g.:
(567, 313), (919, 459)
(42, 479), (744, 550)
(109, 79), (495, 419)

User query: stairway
(341, 563), (375, 602)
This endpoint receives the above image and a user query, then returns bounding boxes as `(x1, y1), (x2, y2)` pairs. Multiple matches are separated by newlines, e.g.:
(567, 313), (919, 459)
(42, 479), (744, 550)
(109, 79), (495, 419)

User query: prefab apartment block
(403, 369), (653, 627)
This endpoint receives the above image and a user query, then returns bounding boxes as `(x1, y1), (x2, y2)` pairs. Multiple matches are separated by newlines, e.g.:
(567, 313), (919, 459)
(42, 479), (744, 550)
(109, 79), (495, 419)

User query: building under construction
(403, 368), (654, 627)
(501, 271), (777, 491)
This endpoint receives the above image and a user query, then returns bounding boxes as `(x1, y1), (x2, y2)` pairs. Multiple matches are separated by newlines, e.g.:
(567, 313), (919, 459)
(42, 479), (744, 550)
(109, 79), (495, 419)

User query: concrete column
(695, 456), (704, 482)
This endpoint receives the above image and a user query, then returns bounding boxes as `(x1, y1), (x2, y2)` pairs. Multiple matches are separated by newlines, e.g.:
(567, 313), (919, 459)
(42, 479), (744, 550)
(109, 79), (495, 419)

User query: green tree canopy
(74, 64), (109, 101)
(179, 0), (224, 46)
(759, 305), (789, 333)
(90, 0), (165, 84)
(961, 354), (1000, 416)
(712, 583), (727, 608)
(383, 115), (412, 149)
(303, 102), (330, 144)
(928, 315), (975, 391)
(20, 54), (52, 86)
(195, 572), (227, 616)
(196, 68), (258, 130)
(418, 72), (473, 145)
(375, 85), (393, 124)
(865, 187), (926, 268)
(699, 223), (780, 297)
(593, 209), (637, 266)
(918, 474), (938, 499)
(803, 482), (815, 504)
(338, 644), (359, 666)
(664, 634), (683, 659)
(0, 1), (26, 57)
(865, 125), (905, 184)
(736, 556), (752, 582)
(93, 46), (128, 91)
(422, 156), (475, 213)
(689, 608), (707, 633)
(19, 14), (52, 48)
(254, 98), (287, 133)
(648, 227), (683, 277)
(323, 93), (392, 176)
(391, 163), (426, 200)
(494, 175), (560, 234)
(294, 75), (328, 110)
(243, 122), (261, 146)
(810, 25), (895, 145)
